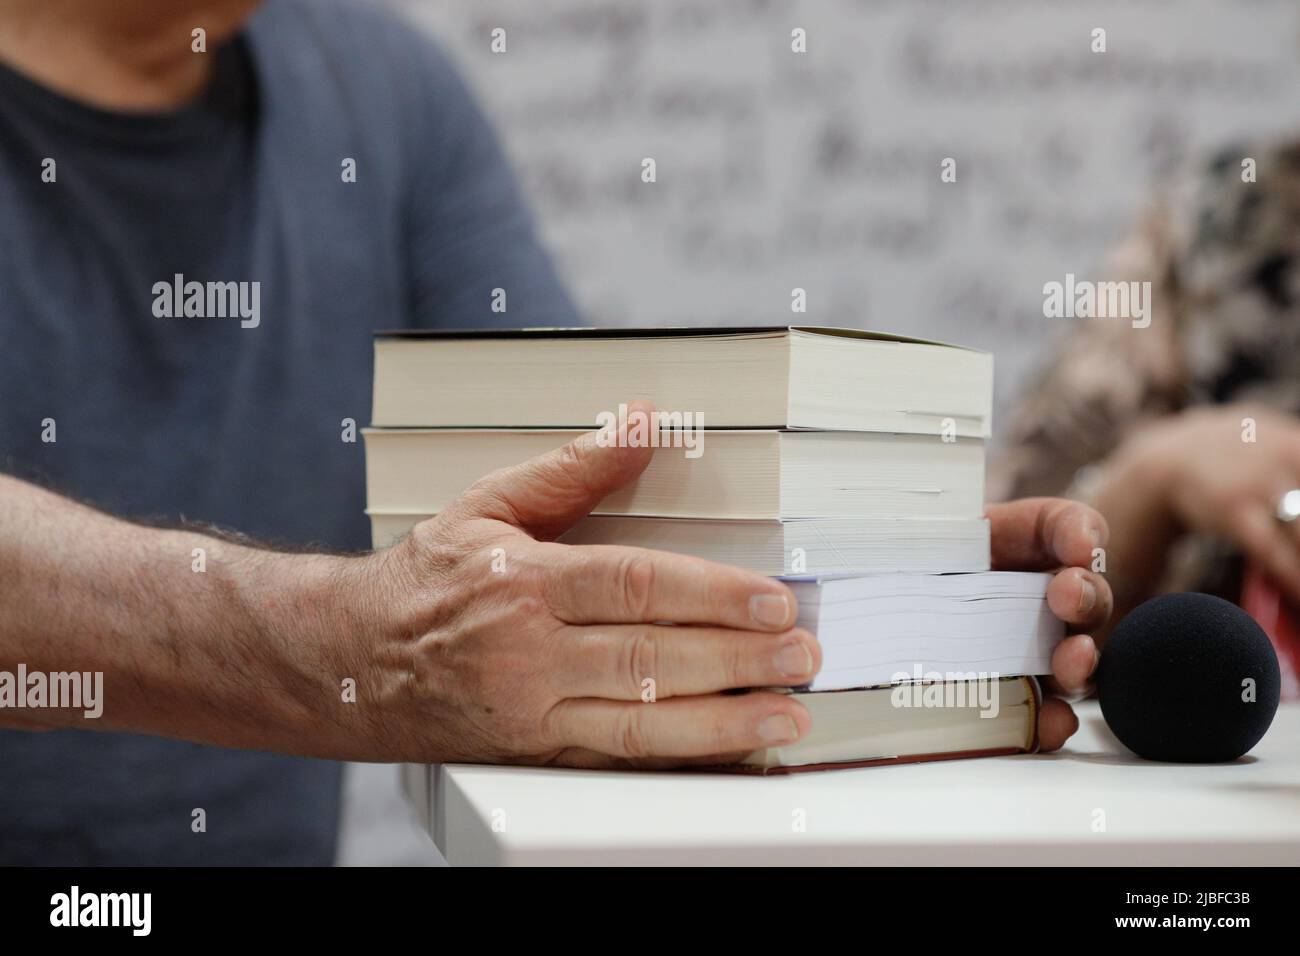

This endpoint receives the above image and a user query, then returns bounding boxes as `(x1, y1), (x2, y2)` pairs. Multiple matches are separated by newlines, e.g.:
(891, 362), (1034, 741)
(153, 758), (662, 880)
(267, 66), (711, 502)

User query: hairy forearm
(0, 474), (366, 755)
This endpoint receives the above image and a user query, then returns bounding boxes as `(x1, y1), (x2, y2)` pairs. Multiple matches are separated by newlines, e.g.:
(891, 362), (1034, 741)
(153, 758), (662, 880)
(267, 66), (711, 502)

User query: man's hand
(987, 498), (1114, 752)
(0, 416), (1106, 766)
(0, 410), (817, 765)
(322, 403), (821, 768)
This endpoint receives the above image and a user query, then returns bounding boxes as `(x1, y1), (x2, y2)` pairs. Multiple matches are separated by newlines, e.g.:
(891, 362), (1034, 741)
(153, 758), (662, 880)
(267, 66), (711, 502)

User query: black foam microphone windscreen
(1096, 592), (1281, 762)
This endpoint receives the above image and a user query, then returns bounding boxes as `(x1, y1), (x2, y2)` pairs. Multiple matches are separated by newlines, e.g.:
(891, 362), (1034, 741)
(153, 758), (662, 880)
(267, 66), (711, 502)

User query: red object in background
(1240, 562), (1300, 701)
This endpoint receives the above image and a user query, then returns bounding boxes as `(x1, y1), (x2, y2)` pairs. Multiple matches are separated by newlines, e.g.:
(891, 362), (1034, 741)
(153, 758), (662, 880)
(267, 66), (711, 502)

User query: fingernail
(1089, 522), (1105, 548)
(1079, 578), (1097, 614)
(774, 642), (813, 679)
(750, 593), (791, 628)
(757, 714), (799, 743)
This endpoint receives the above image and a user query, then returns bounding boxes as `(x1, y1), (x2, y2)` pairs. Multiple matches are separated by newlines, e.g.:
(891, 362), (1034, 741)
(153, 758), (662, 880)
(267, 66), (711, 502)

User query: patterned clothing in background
(990, 139), (1300, 599)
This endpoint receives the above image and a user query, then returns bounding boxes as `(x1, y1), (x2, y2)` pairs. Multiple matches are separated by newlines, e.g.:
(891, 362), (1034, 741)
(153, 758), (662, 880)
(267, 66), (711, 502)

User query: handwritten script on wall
(395, 0), (1300, 413)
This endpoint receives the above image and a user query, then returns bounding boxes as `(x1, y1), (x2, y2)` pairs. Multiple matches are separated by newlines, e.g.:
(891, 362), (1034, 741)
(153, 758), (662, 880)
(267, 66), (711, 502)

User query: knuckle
(502, 548), (546, 592)
(707, 705), (742, 752)
(615, 707), (652, 759)
(556, 438), (586, 478)
(617, 552), (657, 619)
(458, 468), (527, 526)
(619, 626), (660, 698)
(458, 471), (508, 512)
(538, 545), (584, 615)
(509, 592), (546, 621)
(723, 635), (752, 688)
(537, 700), (569, 749)
(550, 440), (596, 502)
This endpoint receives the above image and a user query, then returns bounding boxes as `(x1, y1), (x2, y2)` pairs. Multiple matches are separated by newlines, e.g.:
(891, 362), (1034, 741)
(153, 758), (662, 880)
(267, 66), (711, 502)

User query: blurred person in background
(992, 140), (1300, 675)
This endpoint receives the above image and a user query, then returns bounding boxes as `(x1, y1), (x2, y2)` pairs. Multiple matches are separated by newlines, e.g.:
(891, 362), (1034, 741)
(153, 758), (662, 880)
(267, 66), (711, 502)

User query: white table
(402, 701), (1300, 866)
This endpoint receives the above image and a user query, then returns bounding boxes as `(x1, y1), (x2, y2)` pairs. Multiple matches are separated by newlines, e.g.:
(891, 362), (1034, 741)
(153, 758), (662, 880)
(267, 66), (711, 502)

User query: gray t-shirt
(0, 0), (577, 864)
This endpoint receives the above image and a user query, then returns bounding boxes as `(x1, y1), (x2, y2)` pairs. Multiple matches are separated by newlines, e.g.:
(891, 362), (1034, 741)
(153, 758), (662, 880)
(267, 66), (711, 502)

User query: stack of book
(366, 327), (1061, 773)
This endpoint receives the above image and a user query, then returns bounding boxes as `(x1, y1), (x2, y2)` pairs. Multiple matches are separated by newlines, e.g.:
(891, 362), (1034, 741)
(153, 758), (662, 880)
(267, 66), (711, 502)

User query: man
(0, 0), (1110, 864)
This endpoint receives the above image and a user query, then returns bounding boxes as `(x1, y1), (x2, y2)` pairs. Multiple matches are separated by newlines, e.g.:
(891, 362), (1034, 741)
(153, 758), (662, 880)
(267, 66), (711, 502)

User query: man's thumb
(450, 400), (656, 540)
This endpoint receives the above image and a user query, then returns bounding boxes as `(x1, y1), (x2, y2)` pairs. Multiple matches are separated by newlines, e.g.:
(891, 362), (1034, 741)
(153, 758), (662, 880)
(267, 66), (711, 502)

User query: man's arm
(0, 406), (821, 766)
(0, 471), (352, 753)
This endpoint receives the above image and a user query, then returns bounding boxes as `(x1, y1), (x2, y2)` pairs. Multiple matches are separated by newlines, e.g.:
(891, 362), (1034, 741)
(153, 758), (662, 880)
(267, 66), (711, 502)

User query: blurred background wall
(338, 0), (1300, 864)
(396, 0), (1299, 413)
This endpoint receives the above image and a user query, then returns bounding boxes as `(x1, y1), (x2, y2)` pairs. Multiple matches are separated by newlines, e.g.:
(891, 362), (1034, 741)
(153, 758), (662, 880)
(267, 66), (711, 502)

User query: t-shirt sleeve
(400, 41), (581, 331)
